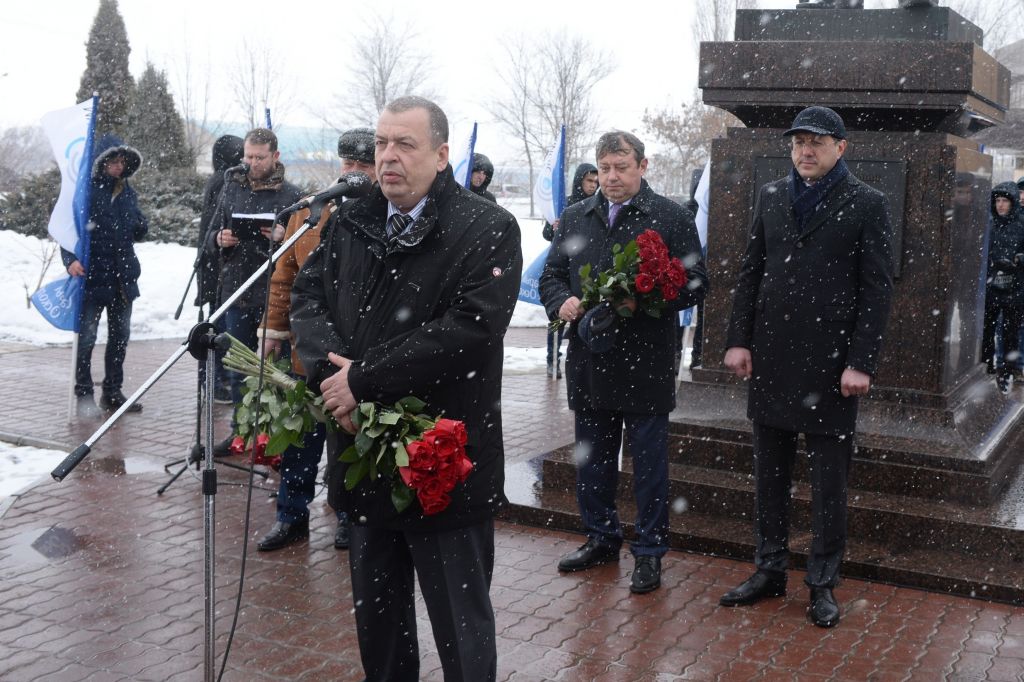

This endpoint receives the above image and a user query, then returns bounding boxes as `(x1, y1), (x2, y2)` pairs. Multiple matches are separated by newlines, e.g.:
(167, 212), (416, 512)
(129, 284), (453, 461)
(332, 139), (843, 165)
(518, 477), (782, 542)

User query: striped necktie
(387, 212), (412, 240)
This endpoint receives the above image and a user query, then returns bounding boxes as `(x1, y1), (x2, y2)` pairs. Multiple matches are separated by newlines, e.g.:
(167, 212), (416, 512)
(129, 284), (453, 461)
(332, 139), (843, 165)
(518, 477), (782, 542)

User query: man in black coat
(539, 131), (707, 594)
(204, 127), (302, 455)
(981, 181), (1024, 392)
(470, 152), (497, 202)
(291, 96), (522, 682)
(61, 134), (148, 418)
(719, 106), (894, 628)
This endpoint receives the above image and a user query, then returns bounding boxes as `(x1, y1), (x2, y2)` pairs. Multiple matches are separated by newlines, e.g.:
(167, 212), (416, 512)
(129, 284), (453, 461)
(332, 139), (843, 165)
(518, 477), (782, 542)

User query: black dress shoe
(334, 519), (350, 549)
(557, 538), (620, 572)
(630, 555), (661, 594)
(808, 587), (840, 628)
(257, 520), (309, 552)
(719, 571), (787, 606)
(100, 390), (142, 413)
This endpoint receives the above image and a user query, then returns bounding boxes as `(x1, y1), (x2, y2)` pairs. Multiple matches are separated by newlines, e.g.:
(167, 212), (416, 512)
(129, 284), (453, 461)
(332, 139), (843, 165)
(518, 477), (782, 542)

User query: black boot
(100, 389), (142, 413)
(76, 394), (102, 419)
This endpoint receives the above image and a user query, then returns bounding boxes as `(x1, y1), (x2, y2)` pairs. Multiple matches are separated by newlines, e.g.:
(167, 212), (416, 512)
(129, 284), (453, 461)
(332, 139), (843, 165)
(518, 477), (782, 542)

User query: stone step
(533, 447), (1024, 568)
(662, 420), (1024, 504)
(502, 463), (1024, 604)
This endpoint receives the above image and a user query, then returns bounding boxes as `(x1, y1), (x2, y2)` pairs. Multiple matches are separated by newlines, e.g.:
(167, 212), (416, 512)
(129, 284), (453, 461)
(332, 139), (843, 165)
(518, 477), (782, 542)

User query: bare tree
(227, 38), (293, 130)
(322, 11), (436, 130)
(170, 42), (221, 166)
(0, 126), (53, 191)
(529, 31), (615, 168)
(487, 31), (615, 216)
(941, 0), (1023, 50)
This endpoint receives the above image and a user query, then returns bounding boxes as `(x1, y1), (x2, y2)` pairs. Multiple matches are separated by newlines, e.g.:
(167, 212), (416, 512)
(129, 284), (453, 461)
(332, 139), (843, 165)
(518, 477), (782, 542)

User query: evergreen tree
(127, 62), (192, 171)
(0, 168), (61, 239)
(76, 0), (134, 137)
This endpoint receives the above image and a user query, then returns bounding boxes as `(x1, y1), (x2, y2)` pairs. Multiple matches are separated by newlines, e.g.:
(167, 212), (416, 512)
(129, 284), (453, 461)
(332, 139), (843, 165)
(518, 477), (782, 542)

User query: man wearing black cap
(719, 106), (894, 627)
(254, 127), (376, 552)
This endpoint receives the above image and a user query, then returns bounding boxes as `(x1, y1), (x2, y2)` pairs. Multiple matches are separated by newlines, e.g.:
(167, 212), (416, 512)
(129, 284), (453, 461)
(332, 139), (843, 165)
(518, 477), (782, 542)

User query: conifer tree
(76, 0), (134, 137)
(127, 63), (192, 171)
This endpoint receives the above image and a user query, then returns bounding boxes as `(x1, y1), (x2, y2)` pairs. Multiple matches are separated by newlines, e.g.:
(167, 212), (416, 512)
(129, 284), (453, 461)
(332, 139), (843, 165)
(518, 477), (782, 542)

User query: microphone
(279, 172), (373, 215)
(223, 162), (250, 177)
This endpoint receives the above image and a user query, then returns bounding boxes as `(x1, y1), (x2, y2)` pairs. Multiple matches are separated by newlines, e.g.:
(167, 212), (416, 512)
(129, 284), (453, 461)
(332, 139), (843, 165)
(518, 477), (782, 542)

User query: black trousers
(982, 298), (1024, 374)
(349, 519), (496, 682)
(752, 422), (853, 588)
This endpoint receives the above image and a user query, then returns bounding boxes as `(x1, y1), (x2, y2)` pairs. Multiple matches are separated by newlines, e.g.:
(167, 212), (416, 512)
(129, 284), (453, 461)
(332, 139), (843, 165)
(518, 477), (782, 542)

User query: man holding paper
(205, 127), (302, 455)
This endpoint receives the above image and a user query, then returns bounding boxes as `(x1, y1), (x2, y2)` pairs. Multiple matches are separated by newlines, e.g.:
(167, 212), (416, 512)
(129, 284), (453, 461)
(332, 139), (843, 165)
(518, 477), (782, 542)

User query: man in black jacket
(205, 128), (302, 455)
(62, 134), (148, 418)
(982, 181), (1024, 393)
(291, 96), (522, 682)
(719, 107), (894, 628)
(470, 152), (497, 202)
(539, 131), (707, 594)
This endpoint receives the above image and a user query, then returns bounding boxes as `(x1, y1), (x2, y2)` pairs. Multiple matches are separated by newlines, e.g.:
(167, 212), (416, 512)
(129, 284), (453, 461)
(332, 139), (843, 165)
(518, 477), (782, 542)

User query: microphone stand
(50, 212), (324, 682)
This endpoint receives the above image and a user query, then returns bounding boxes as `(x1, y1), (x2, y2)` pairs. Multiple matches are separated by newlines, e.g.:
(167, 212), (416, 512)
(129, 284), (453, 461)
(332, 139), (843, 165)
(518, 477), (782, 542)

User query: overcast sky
(0, 1), (1009, 162)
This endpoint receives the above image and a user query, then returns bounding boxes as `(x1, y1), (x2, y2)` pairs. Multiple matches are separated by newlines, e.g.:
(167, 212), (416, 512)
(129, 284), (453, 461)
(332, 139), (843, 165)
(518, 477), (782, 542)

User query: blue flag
(32, 96), (98, 332)
(451, 122), (478, 188)
(265, 107), (273, 129)
(520, 126), (566, 305)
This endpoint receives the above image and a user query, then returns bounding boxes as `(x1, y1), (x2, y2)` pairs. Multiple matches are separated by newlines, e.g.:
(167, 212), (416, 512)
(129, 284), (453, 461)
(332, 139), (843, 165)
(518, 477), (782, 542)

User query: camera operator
(204, 128), (302, 456)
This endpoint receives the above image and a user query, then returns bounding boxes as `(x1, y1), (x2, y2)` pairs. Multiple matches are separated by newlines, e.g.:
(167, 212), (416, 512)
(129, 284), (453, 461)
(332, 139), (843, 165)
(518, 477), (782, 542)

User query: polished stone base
(501, 380), (1024, 604)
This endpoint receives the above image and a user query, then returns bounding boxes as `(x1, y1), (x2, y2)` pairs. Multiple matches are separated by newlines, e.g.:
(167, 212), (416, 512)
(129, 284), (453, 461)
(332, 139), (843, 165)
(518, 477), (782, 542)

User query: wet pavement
(1, 331), (1024, 680)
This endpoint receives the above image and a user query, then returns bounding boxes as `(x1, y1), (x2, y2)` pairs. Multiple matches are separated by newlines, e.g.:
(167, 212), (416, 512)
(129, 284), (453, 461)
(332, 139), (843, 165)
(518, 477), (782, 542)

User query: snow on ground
(0, 200), (557, 502)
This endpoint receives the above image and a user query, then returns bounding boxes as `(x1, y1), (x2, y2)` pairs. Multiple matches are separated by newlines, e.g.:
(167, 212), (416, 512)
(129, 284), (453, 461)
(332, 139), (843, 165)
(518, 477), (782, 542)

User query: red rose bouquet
(339, 398), (473, 515)
(550, 229), (687, 331)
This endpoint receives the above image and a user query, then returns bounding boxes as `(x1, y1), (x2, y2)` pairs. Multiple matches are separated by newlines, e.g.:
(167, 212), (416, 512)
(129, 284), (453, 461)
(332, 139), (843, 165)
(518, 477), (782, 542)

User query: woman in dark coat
(981, 181), (1024, 392)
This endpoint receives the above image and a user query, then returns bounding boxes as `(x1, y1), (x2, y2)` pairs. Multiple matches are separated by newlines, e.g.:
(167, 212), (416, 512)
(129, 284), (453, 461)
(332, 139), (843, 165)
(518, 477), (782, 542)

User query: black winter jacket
(195, 135), (245, 306)
(60, 137), (147, 305)
(204, 163), (301, 309)
(539, 180), (707, 414)
(543, 163), (597, 242)
(986, 181), (1024, 304)
(291, 166), (523, 531)
(726, 172), (894, 435)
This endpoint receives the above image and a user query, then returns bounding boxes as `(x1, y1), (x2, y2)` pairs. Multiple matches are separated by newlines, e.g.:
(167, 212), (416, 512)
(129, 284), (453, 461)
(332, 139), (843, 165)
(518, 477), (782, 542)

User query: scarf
(788, 157), (849, 231)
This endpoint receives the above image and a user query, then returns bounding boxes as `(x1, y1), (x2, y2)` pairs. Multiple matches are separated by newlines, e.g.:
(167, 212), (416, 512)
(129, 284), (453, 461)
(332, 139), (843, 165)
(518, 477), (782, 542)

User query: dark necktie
(387, 212), (412, 240)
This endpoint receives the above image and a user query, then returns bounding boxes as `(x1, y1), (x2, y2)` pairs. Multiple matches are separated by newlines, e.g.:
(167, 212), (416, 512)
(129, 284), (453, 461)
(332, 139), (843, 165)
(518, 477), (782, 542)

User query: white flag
(40, 99), (94, 255)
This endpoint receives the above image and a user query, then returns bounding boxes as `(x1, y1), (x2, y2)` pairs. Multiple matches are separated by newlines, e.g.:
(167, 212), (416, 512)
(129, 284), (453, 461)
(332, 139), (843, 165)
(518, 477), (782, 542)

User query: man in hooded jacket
(291, 96), (521, 682)
(470, 152), (497, 202)
(62, 134), (148, 418)
(982, 181), (1024, 393)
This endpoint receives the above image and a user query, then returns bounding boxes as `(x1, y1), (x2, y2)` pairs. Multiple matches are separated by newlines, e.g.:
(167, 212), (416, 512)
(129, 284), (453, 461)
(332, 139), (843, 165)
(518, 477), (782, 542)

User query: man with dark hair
(292, 96), (522, 682)
(63, 134), (148, 418)
(540, 130), (707, 594)
(254, 127), (376, 552)
(719, 106), (893, 628)
(470, 152), (497, 202)
(205, 127), (302, 456)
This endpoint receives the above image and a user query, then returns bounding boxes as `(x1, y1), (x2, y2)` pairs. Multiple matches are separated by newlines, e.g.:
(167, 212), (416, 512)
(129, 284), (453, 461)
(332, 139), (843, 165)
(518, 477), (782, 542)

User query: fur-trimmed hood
(92, 133), (143, 180)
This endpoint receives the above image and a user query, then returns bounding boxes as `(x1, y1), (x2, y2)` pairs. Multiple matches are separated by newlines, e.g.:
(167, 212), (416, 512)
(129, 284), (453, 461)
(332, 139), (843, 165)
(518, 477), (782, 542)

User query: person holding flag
(60, 134), (148, 418)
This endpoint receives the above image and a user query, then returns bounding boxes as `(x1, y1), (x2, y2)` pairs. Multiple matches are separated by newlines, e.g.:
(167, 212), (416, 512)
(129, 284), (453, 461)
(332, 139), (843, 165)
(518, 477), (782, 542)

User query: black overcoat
(539, 180), (707, 414)
(725, 172), (894, 435)
(290, 166), (522, 532)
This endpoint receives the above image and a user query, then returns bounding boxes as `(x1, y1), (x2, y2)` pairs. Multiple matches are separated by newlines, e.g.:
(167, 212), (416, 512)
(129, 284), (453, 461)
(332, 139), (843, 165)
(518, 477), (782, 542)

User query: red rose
(454, 451), (473, 482)
(423, 430), (460, 461)
(399, 465), (428, 487)
(406, 440), (437, 472)
(417, 477), (452, 515)
(634, 273), (655, 293)
(229, 436), (247, 456)
(661, 283), (679, 301)
(667, 260), (687, 287)
(433, 418), (468, 446)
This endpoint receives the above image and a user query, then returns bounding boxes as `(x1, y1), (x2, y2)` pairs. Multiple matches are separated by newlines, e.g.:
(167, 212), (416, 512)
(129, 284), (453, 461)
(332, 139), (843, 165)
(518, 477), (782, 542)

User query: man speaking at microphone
(205, 128), (302, 456)
(292, 96), (522, 682)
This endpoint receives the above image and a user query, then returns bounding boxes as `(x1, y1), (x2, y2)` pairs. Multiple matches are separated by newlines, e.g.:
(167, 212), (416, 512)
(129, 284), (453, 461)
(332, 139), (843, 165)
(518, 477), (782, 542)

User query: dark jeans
(276, 421), (346, 526)
(984, 299), (1024, 375)
(75, 295), (132, 397)
(573, 406), (669, 557)
(752, 422), (854, 588)
(222, 305), (263, 426)
(349, 519), (496, 682)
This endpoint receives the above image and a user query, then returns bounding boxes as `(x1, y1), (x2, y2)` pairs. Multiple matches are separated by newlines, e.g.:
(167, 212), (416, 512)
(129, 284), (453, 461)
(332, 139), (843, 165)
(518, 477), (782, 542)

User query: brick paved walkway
(1, 333), (1023, 680)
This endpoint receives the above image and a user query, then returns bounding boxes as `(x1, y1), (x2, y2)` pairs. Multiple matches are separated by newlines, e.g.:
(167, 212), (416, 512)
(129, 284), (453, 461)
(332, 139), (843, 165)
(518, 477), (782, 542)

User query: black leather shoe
(557, 538), (620, 572)
(719, 571), (787, 606)
(809, 587), (840, 628)
(257, 520), (309, 552)
(100, 389), (142, 413)
(334, 520), (350, 549)
(630, 555), (661, 594)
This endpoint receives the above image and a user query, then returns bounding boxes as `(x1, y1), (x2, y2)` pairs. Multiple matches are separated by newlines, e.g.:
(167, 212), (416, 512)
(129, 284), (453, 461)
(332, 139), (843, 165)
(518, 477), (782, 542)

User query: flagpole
(67, 333), (79, 422)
